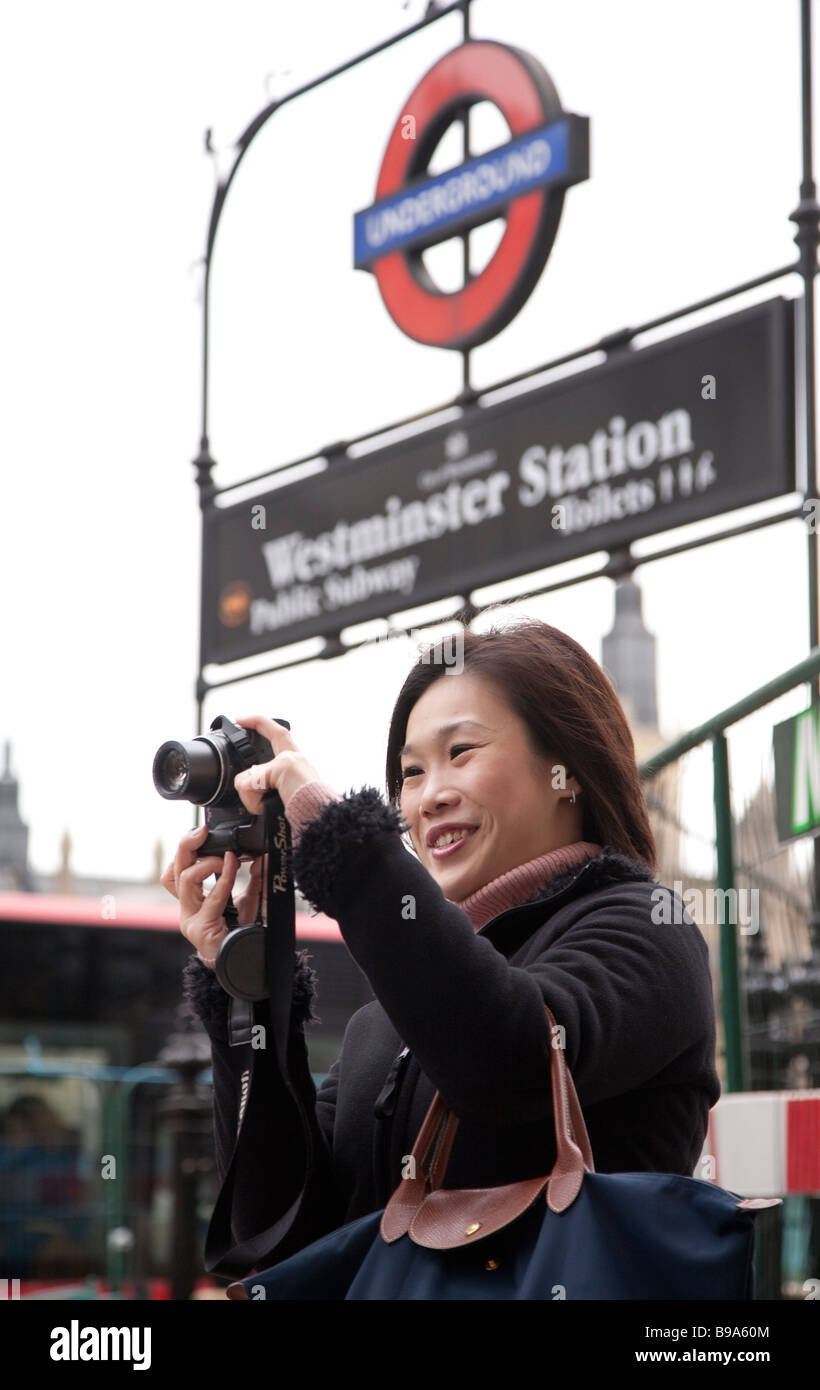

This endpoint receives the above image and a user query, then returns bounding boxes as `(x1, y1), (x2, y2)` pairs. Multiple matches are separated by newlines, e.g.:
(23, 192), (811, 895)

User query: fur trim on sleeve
(291, 785), (407, 913)
(293, 947), (320, 1026)
(182, 955), (230, 1039)
(182, 947), (320, 1039)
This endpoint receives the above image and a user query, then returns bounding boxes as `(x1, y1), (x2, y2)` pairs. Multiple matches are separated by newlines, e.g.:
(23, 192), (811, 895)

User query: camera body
(153, 714), (285, 857)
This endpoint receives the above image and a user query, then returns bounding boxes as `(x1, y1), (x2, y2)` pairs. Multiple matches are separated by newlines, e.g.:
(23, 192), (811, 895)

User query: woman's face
(398, 671), (583, 902)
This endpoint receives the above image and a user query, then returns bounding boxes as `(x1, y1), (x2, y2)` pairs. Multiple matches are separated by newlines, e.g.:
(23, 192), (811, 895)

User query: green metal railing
(1, 1050), (326, 1297)
(0, 1056), (190, 1295)
(638, 645), (820, 1093)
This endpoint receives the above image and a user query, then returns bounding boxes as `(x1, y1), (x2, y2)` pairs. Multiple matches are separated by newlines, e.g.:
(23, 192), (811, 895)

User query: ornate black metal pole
(790, 0), (820, 943)
(192, 0), (468, 729)
(156, 1024), (213, 1301)
(460, 0), (474, 402)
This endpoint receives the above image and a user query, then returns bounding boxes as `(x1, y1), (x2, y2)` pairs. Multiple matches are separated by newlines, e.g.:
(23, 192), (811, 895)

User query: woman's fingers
(234, 717), (302, 815)
(161, 824), (209, 900)
(234, 749), (320, 815)
(161, 830), (243, 962)
(176, 852), (240, 961)
(178, 852), (238, 923)
(236, 715), (297, 755)
(160, 860), (177, 898)
(232, 762), (276, 817)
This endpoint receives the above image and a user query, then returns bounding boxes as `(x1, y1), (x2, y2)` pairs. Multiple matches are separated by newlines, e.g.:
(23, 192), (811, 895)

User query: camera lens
(159, 749), (188, 793)
(152, 738), (223, 803)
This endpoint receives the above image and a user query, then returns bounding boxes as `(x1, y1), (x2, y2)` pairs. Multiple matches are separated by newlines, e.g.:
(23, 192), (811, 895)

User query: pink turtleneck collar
(451, 841), (603, 930)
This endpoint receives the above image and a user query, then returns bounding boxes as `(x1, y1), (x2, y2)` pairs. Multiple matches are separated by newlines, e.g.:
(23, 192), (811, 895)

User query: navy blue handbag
(228, 1007), (779, 1301)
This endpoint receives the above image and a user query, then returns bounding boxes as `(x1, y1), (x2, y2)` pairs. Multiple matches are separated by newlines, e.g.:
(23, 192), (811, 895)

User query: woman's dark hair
(385, 616), (657, 874)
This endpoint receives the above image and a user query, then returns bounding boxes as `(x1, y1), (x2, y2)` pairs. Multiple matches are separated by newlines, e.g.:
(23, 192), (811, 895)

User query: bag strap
(381, 1004), (593, 1242)
(425, 1006), (594, 1185)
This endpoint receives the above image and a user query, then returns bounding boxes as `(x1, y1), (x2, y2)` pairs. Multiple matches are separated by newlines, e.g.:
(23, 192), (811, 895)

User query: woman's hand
(233, 714), (323, 813)
(161, 827), (267, 965)
(161, 715), (324, 965)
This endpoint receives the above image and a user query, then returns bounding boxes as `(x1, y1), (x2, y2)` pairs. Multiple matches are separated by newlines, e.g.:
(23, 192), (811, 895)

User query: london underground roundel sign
(353, 41), (589, 351)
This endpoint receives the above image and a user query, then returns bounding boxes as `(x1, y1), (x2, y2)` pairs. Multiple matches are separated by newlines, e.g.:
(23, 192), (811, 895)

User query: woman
(165, 618), (720, 1281)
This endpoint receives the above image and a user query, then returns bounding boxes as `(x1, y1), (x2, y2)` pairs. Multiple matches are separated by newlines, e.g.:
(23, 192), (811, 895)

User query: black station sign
(202, 297), (794, 665)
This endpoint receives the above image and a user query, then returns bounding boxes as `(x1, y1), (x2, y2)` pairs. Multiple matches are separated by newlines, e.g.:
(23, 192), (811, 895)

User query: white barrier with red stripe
(699, 1091), (820, 1195)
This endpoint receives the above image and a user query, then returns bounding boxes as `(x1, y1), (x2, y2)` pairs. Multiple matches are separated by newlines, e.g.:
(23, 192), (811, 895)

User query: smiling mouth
(430, 828), (478, 860)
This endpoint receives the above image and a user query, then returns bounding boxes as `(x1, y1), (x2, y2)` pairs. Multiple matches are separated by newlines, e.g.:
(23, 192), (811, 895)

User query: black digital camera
(152, 714), (288, 857)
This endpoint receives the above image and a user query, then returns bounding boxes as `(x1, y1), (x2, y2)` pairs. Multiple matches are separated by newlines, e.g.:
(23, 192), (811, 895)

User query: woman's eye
(401, 747), (473, 781)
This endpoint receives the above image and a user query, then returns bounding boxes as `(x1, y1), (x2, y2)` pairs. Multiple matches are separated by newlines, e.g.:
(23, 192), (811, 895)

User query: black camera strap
(221, 894), (255, 1048)
(261, 794), (298, 1075)
(204, 792), (319, 1276)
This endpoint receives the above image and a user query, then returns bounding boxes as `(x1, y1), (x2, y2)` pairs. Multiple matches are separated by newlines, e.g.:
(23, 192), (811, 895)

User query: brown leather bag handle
(425, 1110), (461, 1189)
(381, 1006), (593, 1244)
(547, 1010), (595, 1173)
(427, 1007), (593, 1187)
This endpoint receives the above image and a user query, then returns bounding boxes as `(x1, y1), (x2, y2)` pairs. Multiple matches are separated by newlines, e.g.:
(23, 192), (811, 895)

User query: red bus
(0, 890), (370, 1292)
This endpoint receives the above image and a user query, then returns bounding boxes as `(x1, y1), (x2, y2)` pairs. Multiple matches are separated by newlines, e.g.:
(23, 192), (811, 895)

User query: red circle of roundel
(372, 41), (565, 351)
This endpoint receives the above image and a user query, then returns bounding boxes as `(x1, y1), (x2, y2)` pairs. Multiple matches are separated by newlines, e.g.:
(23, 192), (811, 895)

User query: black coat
(183, 787), (721, 1274)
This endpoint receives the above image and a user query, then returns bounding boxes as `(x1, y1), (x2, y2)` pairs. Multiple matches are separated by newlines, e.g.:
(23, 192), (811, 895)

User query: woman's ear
(547, 758), (583, 803)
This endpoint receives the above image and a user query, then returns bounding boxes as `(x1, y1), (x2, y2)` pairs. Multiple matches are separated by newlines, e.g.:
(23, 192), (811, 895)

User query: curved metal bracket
(196, 0), (471, 460)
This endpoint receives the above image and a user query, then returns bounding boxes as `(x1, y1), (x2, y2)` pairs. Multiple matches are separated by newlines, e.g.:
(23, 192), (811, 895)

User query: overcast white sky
(1, 0), (815, 882)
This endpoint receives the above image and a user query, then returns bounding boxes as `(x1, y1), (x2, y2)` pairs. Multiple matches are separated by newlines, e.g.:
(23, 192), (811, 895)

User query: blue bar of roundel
(353, 118), (571, 269)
